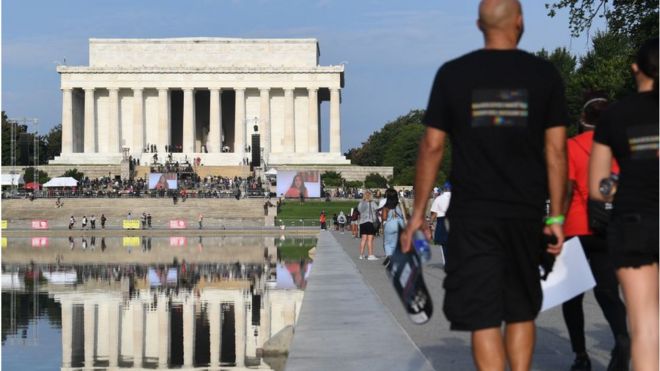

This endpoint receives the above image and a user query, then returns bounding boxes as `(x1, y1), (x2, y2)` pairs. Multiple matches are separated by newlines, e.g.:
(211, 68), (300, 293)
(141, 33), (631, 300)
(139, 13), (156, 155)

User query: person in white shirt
(430, 182), (452, 254)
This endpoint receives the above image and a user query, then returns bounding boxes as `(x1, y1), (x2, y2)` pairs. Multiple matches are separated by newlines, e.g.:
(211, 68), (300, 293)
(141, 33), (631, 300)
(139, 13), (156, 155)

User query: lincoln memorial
(51, 38), (350, 166)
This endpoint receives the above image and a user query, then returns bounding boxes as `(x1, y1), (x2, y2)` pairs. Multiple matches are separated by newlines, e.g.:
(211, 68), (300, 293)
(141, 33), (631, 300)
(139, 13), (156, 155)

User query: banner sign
(1, 220), (7, 229)
(170, 237), (187, 246)
(169, 220), (187, 229)
(149, 173), (178, 190)
(31, 237), (48, 247)
(123, 220), (141, 229)
(31, 220), (49, 229)
(123, 237), (141, 247)
(276, 170), (321, 198)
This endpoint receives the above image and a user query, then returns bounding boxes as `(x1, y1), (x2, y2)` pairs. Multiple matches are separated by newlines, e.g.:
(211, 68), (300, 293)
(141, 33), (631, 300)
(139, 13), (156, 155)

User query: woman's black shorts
(359, 222), (376, 236)
(607, 213), (659, 269)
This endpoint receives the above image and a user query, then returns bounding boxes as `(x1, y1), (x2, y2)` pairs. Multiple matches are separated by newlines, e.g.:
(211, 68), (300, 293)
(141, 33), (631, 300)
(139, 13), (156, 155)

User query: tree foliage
(321, 171), (344, 187)
(536, 31), (636, 135)
(63, 168), (84, 181)
(364, 173), (388, 189)
(2, 111), (60, 165)
(23, 167), (50, 184)
(346, 110), (451, 185)
(546, 0), (658, 47)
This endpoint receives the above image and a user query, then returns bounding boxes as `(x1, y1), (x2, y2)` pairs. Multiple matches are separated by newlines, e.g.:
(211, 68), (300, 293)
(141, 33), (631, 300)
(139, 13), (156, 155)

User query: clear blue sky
(1, 0), (603, 152)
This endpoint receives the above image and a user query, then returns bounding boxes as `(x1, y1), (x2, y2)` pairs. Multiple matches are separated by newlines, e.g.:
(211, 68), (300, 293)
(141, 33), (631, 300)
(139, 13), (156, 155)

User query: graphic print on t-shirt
(471, 89), (528, 127)
(627, 124), (659, 159)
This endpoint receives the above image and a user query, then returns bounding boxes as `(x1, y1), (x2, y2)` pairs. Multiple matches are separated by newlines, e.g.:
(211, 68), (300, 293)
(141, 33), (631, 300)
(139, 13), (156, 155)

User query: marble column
(235, 299), (246, 367)
(209, 88), (222, 153)
(108, 88), (120, 153)
(84, 88), (96, 153)
(259, 88), (271, 160)
(283, 88), (295, 152)
(108, 300), (120, 368)
(158, 88), (170, 153)
(183, 88), (196, 153)
(234, 88), (246, 158)
(133, 88), (145, 154)
(84, 302), (96, 369)
(61, 89), (73, 154)
(183, 298), (195, 367)
(330, 88), (341, 153)
(308, 88), (319, 153)
(133, 302), (145, 368)
(61, 300), (73, 368)
(157, 294), (170, 368)
(209, 301), (221, 368)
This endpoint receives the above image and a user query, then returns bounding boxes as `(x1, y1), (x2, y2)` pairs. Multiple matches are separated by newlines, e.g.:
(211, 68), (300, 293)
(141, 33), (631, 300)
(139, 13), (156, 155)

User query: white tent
(1, 174), (24, 186)
(265, 168), (278, 175)
(43, 177), (78, 188)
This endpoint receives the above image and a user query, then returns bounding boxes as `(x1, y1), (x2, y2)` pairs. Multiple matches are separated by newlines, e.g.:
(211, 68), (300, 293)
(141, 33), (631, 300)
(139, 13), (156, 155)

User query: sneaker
(359, 255), (364, 260)
(382, 256), (391, 266)
(570, 353), (591, 371)
(367, 255), (378, 261)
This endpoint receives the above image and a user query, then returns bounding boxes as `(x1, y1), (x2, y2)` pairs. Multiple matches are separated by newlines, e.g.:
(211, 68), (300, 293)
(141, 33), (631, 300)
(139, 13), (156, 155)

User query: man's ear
(477, 19), (484, 32)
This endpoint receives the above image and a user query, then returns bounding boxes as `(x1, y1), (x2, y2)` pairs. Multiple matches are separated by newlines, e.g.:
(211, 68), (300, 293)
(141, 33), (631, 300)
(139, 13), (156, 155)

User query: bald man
(401, 1), (568, 370)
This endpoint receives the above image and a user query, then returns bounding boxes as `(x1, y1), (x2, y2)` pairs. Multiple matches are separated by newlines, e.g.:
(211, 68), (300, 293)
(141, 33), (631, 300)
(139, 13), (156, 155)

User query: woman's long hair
(289, 174), (307, 194)
(384, 188), (399, 209)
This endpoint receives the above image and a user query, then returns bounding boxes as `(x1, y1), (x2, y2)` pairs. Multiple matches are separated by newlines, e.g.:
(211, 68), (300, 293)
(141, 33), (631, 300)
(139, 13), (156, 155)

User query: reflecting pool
(2, 236), (316, 371)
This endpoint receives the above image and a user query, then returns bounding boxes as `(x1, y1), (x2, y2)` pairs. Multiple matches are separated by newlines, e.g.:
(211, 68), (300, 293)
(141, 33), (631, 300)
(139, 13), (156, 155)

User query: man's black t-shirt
(593, 91), (659, 217)
(423, 49), (568, 220)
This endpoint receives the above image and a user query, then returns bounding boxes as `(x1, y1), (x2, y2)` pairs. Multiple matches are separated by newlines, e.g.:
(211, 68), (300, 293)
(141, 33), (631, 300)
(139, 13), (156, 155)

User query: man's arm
(401, 127), (447, 252)
(545, 126), (567, 254)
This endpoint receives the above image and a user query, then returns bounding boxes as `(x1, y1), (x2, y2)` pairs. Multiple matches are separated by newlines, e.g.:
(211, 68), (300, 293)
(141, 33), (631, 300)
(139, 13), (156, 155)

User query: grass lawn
(276, 200), (360, 226)
(277, 236), (318, 260)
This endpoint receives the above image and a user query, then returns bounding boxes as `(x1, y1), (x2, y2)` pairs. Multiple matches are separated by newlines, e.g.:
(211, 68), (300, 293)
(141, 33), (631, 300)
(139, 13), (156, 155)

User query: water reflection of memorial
(1, 236), (315, 370)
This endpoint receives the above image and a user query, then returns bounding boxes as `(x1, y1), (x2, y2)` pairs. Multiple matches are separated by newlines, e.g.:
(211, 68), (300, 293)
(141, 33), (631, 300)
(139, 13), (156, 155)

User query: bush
(321, 171), (344, 187)
(63, 168), (84, 181)
(364, 173), (387, 189)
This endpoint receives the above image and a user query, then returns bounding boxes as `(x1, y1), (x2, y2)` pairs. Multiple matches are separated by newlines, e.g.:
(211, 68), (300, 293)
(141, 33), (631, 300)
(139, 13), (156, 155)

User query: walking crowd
(323, 2), (658, 370)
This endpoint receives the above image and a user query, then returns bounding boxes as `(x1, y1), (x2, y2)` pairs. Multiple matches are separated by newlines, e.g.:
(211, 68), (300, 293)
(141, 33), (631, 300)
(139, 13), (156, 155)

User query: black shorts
(359, 222), (376, 236)
(607, 214), (659, 269)
(443, 217), (543, 331)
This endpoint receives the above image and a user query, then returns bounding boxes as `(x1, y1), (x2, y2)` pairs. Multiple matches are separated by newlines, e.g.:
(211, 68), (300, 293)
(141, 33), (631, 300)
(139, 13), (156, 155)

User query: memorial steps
(1, 198), (268, 229)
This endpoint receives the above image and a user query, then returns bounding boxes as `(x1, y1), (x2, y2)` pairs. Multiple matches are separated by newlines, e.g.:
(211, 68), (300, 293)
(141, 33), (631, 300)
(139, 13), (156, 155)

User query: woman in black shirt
(589, 38), (659, 371)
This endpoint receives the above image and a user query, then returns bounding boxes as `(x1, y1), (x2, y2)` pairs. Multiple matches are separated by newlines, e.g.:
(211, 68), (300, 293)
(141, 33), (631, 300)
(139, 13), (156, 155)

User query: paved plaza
(288, 230), (618, 371)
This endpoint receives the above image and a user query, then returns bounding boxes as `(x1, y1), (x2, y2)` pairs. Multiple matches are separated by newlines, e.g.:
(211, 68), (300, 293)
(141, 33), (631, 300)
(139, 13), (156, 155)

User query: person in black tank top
(589, 38), (659, 371)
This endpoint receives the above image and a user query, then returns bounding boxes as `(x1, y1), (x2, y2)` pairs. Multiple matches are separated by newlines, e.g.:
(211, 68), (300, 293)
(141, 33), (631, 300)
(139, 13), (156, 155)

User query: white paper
(541, 237), (596, 312)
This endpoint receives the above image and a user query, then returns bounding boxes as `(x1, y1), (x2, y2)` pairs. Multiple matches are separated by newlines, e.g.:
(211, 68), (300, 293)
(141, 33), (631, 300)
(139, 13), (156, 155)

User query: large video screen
(276, 170), (320, 198)
(148, 173), (178, 190)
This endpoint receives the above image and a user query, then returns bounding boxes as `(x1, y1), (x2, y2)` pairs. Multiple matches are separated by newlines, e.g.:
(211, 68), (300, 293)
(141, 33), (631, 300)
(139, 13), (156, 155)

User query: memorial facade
(52, 38), (350, 166)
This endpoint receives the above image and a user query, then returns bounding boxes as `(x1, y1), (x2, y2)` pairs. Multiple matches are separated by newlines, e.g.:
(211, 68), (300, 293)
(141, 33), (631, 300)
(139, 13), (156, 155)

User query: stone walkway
(288, 230), (618, 371)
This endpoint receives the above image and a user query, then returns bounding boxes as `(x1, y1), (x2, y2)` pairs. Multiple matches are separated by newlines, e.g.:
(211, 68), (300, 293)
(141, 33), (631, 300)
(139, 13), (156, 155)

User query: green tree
(364, 173), (388, 189)
(45, 124), (62, 161)
(546, 0), (658, 47)
(321, 171), (344, 187)
(574, 31), (635, 100)
(345, 180), (363, 188)
(23, 167), (50, 184)
(63, 168), (84, 181)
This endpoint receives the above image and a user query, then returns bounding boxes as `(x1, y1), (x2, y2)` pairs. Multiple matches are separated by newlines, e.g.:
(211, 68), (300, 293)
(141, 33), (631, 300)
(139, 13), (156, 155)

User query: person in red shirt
(562, 94), (629, 371)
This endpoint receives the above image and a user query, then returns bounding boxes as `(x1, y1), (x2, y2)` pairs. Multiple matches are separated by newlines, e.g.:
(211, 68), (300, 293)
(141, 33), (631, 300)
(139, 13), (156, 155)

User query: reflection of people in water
(155, 174), (169, 190)
(284, 174), (308, 198)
